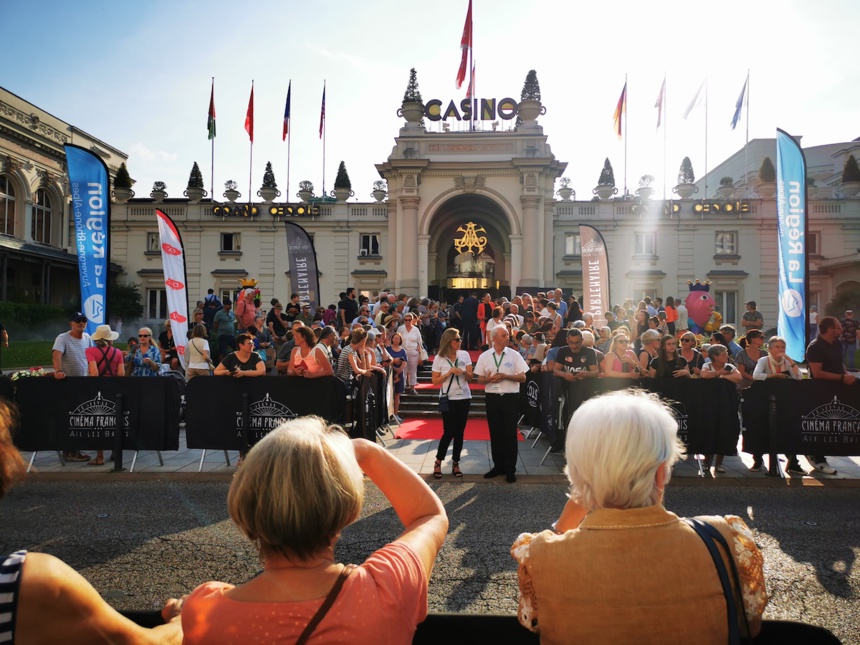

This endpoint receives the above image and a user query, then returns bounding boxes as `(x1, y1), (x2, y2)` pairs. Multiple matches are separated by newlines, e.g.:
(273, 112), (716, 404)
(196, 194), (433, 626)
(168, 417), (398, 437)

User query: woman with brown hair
(336, 327), (370, 383)
(288, 325), (333, 378)
(430, 327), (474, 479)
(185, 323), (213, 380)
(648, 334), (691, 378)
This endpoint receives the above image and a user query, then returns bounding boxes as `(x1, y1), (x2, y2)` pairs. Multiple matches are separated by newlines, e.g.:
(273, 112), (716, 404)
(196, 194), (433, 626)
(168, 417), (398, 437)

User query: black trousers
(436, 398), (471, 462)
(461, 319), (480, 350)
(485, 392), (520, 474)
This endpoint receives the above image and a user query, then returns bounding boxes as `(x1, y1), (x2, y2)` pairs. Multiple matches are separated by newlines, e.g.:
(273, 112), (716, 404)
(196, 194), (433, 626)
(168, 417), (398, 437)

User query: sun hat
(91, 324), (119, 342)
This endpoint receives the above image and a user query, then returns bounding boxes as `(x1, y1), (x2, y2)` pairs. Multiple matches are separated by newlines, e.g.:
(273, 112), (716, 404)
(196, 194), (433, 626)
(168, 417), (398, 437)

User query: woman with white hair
(177, 417), (448, 644)
(511, 390), (768, 644)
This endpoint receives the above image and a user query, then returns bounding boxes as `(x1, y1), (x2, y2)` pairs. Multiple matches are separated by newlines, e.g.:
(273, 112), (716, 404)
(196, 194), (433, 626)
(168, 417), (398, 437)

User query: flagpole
(248, 80), (254, 210)
(285, 80), (292, 200)
(210, 77), (215, 201)
(704, 77), (709, 198)
(623, 73), (628, 198)
(321, 80), (326, 198)
(469, 5), (474, 132)
(663, 75), (668, 202)
(744, 69), (750, 198)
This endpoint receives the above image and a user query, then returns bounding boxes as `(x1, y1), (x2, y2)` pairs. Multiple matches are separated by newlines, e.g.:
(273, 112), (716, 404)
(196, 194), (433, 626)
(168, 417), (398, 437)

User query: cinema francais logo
(668, 403), (689, 443)
(526, 380), (540, 410)
(67, 392), (130, 438)
(235, 393), (296, 440)
(800, 396), (860, 446)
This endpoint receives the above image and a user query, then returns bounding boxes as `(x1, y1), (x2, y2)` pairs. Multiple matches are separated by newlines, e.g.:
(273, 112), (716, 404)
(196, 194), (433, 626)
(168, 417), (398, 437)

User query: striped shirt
(0, 550), (26, 644)
(52, 332), (93, 376)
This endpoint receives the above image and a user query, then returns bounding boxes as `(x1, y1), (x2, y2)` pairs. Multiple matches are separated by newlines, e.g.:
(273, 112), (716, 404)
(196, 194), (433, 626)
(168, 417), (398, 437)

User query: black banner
(742, 380), (860, 456)
(13, 377), (180, 451)
(185, 376), (346, 450)
(520, 370), (541, 428)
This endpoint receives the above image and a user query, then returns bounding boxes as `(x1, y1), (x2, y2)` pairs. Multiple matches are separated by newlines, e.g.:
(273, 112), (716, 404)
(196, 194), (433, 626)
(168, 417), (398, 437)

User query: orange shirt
(664, 305), (678, 323)
(181, 542), (427, 644)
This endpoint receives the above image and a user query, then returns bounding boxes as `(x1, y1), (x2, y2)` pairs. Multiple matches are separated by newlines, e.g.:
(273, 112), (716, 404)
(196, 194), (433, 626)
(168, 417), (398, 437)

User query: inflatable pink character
(685, 280), (723, 335)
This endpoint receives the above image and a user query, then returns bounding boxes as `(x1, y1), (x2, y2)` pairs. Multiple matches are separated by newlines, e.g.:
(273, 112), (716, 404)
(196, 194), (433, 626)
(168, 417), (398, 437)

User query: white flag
(683, 80), (706, 120)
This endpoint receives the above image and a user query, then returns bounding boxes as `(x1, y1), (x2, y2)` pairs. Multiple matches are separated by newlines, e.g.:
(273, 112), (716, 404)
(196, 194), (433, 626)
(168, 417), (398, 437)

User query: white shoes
(806, 456), (837, 475)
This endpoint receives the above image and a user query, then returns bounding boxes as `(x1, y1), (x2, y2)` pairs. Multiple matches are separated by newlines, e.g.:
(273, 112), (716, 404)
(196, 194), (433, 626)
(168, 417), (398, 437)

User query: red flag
(319, 83), (326, 138)
(655, 76), (666, 130)
(466, 62), (475, 99)
(207, 79), (216, 140)
(455, 0), (472, 89)
(282, 81), (291, 141)
(613, 81), (627, 139)
(244, 84), (254, 143)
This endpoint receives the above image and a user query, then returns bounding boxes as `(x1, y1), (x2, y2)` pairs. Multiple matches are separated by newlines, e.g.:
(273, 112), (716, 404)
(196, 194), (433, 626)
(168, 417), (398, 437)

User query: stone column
(23, 198), (34, 243)
(398, 195), (420, 293)
(418, 234), (430, 296)
(520, 195), (541, 288)
(509, 234), (522, 294)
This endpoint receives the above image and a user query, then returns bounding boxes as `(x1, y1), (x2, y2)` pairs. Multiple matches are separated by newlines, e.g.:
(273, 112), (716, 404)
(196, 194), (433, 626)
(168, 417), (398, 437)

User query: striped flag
(654, 76), (666, 130)
(731, 75), (748, 130)
(613, 81), (627, 139)
(683, 80), (705, 120)
(319, 83), (326, 138)
(244, 84), (254, 143)
(207, 79), (216, 140)
(456, 0), (472, 89)
(282, 81), (291, 141)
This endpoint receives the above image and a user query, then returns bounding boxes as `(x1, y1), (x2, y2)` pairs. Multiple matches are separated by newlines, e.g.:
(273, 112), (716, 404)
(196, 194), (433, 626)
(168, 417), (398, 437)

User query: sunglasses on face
(74, 318), (87, 323)
(681, 338), (694, 343)
(139, 334), (151, 338)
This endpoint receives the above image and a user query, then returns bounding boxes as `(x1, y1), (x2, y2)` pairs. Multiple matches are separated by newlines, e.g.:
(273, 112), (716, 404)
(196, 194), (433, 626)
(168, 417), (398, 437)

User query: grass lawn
(0, 341), (55, 371)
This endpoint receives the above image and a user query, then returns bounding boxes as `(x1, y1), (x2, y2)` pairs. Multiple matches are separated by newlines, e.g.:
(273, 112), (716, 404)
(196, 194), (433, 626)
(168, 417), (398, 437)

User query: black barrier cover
(539, 372), (561, 446)
(548, 378), (740, 454)
(520, 370), (541, 428)
(0, 376), (13, 403)
(185, 376), (345, 450)
(742, 380), (860, 456)
(13, 377), (181, 451)
(353, 374), (380, 441)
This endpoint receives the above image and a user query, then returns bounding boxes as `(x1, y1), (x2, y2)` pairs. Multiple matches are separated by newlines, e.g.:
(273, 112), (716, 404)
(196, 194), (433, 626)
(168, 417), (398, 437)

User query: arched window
(0, 175), (15, 236)
(32, 188), (52, 244)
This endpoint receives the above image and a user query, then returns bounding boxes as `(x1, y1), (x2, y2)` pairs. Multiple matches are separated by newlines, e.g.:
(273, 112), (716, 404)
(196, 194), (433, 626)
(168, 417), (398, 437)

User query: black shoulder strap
(296, 564), (356, 645)
(96, 346), (115, 376)
(684, 518), (749, 644)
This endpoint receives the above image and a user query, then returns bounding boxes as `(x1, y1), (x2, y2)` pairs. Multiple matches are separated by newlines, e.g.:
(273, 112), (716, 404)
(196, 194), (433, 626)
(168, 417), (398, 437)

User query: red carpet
(394, 417), (524, 441)
(415, 381), (486, 391)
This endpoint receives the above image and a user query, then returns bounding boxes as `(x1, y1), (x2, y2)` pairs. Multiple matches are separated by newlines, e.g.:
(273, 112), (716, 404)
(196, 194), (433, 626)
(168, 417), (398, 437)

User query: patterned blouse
(128, 344), (162, 376)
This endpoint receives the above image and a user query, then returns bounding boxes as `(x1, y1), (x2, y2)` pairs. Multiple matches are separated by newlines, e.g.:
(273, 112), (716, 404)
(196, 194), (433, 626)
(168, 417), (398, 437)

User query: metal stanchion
(112, 393), (125, 472)
(767, 394), (784, 478)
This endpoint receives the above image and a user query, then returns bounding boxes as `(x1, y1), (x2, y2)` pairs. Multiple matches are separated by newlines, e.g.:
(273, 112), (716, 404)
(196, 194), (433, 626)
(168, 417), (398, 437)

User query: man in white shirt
(474, 326), (529, 483)
(676, 301), (689, 336)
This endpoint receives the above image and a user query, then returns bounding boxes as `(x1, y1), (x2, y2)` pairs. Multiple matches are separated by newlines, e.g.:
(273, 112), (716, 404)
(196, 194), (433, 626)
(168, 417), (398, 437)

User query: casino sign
(424, 97), (520, 122)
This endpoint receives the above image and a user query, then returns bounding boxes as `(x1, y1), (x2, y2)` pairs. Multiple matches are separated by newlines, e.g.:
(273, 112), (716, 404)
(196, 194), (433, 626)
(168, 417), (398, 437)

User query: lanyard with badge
(489, 350), (505, 392)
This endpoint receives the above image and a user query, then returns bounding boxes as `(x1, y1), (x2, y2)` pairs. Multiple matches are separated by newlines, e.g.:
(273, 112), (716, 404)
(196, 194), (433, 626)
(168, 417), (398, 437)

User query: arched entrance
(426, 194), (512, 302)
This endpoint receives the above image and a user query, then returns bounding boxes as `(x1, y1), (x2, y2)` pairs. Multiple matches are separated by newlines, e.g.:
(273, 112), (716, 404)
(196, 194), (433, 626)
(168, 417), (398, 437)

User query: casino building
(2, 84), (860, 330)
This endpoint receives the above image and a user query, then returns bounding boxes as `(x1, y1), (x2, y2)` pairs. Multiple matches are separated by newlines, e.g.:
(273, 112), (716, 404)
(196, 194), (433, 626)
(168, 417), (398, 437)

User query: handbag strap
(296, 563), (356, 645)
(683, 518), (749, 644)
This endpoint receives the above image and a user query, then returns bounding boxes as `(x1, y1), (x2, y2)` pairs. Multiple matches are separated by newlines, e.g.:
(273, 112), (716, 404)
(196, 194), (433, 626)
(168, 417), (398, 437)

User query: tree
(262, 162), (278, 189)
(109, 281), (144, 322)
(334, 161), (352, 190)
(759, 157), (776, 183)
(824, 284), (860, 317)
(403, 68), (423, 103)
(842, 154), (860, 183)
(114, 163), (132, 189)
(677, 157), (695, 184)
(520, 70), (541, 101)
(186, 162), (205, 189)
(597, 158), (616, 187)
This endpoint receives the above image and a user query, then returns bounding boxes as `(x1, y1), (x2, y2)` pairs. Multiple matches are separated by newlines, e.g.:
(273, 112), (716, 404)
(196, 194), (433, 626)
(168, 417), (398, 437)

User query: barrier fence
(4, 375), (860, 460)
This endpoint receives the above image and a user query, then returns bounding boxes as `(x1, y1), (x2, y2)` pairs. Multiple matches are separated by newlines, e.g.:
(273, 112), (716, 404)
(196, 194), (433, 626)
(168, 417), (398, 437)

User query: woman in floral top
(511, 390), (767, 644)
(127, 326), (162, 376)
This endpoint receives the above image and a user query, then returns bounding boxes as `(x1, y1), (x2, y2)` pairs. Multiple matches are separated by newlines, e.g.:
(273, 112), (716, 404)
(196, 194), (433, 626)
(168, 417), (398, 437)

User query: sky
(4, 0), (858, 202)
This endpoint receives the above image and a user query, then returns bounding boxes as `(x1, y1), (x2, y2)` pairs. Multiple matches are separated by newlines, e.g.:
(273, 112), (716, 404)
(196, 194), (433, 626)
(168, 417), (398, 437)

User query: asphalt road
(1, 479), (858, 644)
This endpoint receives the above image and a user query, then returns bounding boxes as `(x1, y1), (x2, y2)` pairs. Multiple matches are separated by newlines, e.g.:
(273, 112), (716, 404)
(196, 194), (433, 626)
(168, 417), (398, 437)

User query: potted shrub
(517, 69), (546, 124)
(331, 161), (354, 201)
(556, 176), (575, 201)
(755, 156), (777, 198)
(592, 158), (618, 200)
(112, 163), (134, 203)
(223, 179), (241, 203)
(297, 180), (314, 203)
(636, 174), (655, 200)
(397, 68), (425, 126)
(841, 154), (860, 197)
(371, 179), (388, 203)
(673, 157), (698, 199)
(257, 161), (281, 203)
(717, 176), (734, 199)
(150, 181), (168, 202)
(184, 161), (208, 203)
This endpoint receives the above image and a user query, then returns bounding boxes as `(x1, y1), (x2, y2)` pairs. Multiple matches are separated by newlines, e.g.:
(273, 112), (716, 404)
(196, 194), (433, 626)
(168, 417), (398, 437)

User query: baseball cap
(69, 311), (87, 322)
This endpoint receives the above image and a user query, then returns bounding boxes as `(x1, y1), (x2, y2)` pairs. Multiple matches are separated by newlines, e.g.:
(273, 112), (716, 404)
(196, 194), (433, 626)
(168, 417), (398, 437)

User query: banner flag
(655, 75), (666, 130)
(731, 74), (748, 130)
(456, 0), (472, 88)
(64, 144), (110, 336)
(284, 221), (321, 310)
(776, 129), (808, 361)
(579, 224), (611, 330)
(156, 209), (189, 370)
(683, 79), (705, 119)
(466, 61), (475, 99)
(319, 83), (326, 138)
(207, 79), (216, 140)
(612, 81), (627, 139)
(244, 84), (254, 142)
(282, 80), (291, 141)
